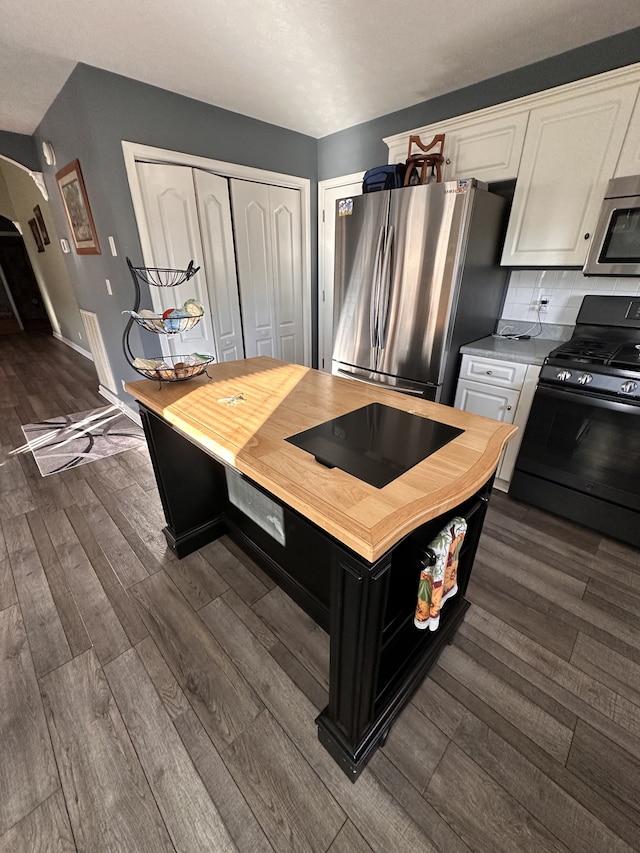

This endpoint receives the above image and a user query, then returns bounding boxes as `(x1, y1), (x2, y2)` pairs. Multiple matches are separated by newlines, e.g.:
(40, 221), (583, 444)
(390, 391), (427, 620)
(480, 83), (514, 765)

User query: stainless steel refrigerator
(332, 178), (509, 404)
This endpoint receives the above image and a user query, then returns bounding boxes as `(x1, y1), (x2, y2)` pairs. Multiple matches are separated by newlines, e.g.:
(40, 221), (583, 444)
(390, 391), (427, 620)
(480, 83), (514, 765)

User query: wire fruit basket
(122, 257), (215, 387)
(128, 261), (200, 288)
(122, 309), (205, 335)
(132, 354), (215, 382)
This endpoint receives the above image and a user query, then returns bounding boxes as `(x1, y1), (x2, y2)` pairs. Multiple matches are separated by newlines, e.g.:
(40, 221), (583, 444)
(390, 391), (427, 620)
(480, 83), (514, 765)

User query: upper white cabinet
(440, 113), (528, 183)
(501, 81), (639, 267)
(385, 111), (528, 184)
(615, 89), (640, 178)
(384, 63), (640, 269)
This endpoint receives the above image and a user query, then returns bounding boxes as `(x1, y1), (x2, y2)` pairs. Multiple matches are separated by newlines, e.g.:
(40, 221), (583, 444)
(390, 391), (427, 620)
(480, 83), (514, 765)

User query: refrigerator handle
(378, 224), (394, 348)
(370, 225), (385, 349)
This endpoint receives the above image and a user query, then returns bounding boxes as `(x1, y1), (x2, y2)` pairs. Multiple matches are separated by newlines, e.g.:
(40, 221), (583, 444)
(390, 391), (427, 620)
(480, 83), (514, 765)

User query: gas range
(540, 296), (640, 401)
(510, 294), (640, 549)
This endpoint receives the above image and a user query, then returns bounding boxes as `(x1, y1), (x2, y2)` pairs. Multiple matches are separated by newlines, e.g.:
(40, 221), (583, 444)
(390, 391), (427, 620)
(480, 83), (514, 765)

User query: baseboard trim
(51, 332), (137, 424)
(53, 331), (93, 361)
(99, 386), (141, 426)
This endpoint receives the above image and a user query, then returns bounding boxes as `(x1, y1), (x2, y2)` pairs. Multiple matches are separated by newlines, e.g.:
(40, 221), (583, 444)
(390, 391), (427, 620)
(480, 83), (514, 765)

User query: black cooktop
(286, 403), (464, 489)
(551, 338), (640, 371)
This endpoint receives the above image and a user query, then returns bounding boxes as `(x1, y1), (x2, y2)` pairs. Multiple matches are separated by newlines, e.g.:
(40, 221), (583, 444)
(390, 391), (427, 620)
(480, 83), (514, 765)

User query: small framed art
(55, 159), (101, 254)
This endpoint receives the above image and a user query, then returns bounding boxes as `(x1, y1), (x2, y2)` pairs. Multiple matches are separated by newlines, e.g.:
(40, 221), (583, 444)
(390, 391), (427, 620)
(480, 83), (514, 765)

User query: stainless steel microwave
(583, 174), (640, 276)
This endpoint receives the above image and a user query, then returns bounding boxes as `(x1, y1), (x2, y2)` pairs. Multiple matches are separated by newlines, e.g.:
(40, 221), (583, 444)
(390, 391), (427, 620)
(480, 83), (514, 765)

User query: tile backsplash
(501, 269), (640, 326)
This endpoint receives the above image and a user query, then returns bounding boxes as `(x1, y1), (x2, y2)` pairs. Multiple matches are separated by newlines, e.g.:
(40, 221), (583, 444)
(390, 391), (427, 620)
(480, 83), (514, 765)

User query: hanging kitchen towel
(414, 516), (467, 631)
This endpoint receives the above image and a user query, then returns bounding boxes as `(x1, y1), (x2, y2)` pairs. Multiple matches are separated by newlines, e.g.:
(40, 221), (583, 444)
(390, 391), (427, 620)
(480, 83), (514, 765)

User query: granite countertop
(459, 335), (560, 365)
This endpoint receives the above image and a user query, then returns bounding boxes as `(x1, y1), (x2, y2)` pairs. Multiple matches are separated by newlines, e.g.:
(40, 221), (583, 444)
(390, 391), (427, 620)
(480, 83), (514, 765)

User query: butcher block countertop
(125, 357), (517, 562)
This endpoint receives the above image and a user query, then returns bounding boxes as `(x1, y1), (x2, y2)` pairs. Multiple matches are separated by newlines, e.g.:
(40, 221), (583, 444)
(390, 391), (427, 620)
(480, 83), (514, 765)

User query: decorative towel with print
(414, 516), (467, 631)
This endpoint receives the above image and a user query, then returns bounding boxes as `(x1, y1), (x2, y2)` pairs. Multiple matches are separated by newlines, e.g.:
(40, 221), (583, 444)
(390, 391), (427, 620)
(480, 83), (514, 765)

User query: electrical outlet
(537, 288), (549, 313)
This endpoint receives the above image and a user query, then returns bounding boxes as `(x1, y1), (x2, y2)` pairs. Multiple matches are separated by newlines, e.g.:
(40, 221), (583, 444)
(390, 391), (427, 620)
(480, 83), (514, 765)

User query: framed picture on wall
(28, 217), (45, 253)
(55, 159), (101, 255)
(33, 204), (50, 245)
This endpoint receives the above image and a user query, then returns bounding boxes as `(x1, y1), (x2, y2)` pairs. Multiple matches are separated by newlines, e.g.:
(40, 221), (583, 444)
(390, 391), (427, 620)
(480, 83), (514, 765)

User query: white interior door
(318, 173), (363, 372)
(231, 179), (305, 364)
(135, 162), (216, 360)
(193, 170), (245, 362)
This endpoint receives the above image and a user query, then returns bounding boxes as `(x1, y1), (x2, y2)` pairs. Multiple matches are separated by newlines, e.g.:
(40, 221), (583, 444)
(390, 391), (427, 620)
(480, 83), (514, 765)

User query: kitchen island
(125, 357), (516, 779)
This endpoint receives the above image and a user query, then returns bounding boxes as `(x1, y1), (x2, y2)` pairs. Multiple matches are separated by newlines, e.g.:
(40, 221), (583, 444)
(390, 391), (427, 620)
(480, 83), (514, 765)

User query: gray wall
(31, 64), (318, 398)
(0, 131), (38, 170)
(318, 26), (640, 179)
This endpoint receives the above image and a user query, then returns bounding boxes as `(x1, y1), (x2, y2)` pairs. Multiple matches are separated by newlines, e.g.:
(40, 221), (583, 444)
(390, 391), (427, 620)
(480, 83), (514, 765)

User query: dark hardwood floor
(1, 331), (640, 852)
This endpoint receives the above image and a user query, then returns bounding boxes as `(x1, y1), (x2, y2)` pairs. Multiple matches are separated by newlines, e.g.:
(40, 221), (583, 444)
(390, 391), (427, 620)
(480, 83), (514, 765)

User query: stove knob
(620, 380), (638, 394)
(577, 373), (593, 385)
(556, 369), (572, 381)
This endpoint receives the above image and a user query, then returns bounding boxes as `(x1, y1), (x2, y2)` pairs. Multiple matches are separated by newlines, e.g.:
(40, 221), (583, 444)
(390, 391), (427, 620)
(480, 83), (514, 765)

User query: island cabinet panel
(224, 485), (332, 631)
(139, 407), (228, 556)
(316, 483), (490, 779)
(375, 487), (488, 708)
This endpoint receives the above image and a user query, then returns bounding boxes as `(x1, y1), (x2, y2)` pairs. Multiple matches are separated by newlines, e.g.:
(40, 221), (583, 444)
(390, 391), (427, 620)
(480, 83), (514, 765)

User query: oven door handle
(537, 384), (640, 414)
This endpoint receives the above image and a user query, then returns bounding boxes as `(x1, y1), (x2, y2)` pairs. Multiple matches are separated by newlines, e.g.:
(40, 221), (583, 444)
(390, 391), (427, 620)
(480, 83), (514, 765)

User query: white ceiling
(2, 0), (640, 139)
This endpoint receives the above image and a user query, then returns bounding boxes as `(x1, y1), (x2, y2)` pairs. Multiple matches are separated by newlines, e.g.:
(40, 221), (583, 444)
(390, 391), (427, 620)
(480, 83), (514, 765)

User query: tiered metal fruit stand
(122, 257), (215, 386)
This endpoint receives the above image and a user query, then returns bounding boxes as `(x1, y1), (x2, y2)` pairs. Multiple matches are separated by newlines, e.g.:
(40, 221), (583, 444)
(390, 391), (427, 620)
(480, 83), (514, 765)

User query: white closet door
(135, 162), (216, 359)
(193, 170), (245, 362)
(231, 180), (305, 364)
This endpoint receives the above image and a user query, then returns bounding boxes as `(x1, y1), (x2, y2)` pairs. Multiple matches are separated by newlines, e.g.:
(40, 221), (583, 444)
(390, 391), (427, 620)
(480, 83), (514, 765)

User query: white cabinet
(385, 111), (527, 184)
(384, 65), (640, 270)
(501, 81), (639, 267)
(454, 354), (540, 490)
(455, 380), (520, 423)
(440, 113), (528, 183)
(615, 89), (640, 178)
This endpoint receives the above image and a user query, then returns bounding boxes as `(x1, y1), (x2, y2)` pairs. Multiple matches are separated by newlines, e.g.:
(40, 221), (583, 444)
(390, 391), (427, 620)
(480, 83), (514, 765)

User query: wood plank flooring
(1, 331), (640, 852)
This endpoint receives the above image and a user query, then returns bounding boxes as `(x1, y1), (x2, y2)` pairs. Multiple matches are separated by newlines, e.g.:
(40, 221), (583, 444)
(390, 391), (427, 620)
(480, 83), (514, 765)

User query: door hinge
(322, 209), (325, 223)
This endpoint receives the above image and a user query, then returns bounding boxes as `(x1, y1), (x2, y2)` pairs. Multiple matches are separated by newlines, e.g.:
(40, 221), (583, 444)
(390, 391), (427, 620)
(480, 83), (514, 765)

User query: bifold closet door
(193, 170), (245, 362)
(135, 162), (216, 359)
(230, 180), (305, 364)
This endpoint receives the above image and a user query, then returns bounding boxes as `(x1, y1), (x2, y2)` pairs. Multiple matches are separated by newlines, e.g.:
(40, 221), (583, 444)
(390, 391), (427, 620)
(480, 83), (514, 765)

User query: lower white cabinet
(454, 354), (540, 489)
(455, 380), (520, 424)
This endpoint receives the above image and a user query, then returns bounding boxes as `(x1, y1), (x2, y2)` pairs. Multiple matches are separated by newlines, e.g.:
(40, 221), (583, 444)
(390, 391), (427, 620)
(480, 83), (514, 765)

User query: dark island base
(316, 599), (471, 780)
(139, 404), (492, 781)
